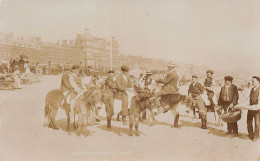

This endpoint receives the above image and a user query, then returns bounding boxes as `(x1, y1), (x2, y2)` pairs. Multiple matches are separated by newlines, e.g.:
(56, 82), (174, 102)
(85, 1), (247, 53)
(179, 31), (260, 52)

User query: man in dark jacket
(218, 76), (239, 136)
(116, 65), (131, 125)
(247, 76), (260, 142)
(156, 61), (179, 96)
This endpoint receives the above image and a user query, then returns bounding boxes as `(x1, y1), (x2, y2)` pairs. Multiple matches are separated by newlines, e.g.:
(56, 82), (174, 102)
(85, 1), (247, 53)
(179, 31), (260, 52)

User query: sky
(1, 0), (260, 72)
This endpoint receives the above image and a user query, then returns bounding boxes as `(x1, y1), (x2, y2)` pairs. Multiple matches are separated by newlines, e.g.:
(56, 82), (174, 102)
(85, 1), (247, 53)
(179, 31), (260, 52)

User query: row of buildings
(0, 29), (168, 71)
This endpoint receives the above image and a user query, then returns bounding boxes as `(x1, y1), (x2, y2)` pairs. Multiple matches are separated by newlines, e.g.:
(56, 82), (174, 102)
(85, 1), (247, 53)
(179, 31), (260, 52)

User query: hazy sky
(1, 0), (260, 72)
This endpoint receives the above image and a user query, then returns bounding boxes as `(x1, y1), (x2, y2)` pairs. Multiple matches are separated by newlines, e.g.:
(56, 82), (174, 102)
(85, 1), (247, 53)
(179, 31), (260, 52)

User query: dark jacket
(218, 84), (239, 106)
(188, 82), (204, 96)
(157, 70), (179, 95)
(105, 76), (116, 92)
(116, 74), (131, 94)
(249, 86), (260, 105)
(60, 73), (74, 92)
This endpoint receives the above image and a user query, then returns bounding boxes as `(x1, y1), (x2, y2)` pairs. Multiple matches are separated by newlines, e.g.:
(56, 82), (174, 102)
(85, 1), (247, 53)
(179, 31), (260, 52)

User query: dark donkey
(159, 93), (192, 128)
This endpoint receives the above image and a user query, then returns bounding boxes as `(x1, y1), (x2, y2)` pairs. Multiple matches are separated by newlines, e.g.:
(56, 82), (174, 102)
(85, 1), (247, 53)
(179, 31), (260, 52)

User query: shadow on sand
(179, 119), (249, 140)
(96, 125), (147, 136)
(44, 118), (101, 137)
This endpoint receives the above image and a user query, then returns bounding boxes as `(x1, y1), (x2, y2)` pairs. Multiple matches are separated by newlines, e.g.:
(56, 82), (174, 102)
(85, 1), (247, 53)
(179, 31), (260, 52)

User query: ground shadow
(44, 118), (100, 137)
(96, 124), (147, 136)
(180, 119), (250, 140)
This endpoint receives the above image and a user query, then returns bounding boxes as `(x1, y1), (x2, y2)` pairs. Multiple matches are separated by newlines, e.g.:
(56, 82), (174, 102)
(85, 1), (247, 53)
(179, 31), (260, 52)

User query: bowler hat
(206, 70), (214, 74)
(71, 65), (80, 70)
(224, 76), (233, 81)
(121, 65), (129, 72)
(167, 61), (176, 67)
(146, 70), (152, 75)
(252, 76), (260, 83)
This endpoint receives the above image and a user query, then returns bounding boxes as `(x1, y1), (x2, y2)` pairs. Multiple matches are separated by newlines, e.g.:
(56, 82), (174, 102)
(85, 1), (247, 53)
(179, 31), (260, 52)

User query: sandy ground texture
(0, 75), (260, 161)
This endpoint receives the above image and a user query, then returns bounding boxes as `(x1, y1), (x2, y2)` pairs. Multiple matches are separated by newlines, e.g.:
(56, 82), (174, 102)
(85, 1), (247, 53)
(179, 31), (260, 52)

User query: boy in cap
(218, 76), (239, 136)
(60, 65), (85, 117)
(188, 75), (208, 128)
(247, 76), (260, 142)
(116, 65), (131, 125)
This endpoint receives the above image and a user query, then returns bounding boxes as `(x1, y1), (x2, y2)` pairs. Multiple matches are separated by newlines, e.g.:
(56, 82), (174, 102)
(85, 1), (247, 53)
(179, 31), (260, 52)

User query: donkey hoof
(171, 124), (178, 128)
(135, 131), (140, 136)
(149, 123), (154, 126)
(128, 131), (134, 136)
(53, 126), (59, 130)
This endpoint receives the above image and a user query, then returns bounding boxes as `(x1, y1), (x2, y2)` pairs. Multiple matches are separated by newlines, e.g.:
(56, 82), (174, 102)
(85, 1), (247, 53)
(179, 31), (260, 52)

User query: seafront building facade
(0, 30), (167, 71)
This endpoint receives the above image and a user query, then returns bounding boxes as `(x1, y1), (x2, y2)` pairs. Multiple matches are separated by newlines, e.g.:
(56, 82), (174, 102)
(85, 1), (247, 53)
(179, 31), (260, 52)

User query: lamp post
(110, 37), (113, 70)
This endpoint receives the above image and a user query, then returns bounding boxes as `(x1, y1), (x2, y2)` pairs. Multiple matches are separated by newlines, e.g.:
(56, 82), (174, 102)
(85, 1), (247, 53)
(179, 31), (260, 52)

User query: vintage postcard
(0, 0), (260, 161)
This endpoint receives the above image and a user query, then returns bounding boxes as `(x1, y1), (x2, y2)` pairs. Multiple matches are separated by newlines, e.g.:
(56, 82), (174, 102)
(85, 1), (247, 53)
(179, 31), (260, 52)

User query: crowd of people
(0, 56), (34, 89)
(57, 61), (260, 141)
(2, 55), (259, 141)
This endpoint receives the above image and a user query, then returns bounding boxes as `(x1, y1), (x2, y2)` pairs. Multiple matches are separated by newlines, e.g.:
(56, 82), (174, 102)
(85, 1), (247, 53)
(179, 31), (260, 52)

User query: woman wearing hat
(247, 76), (260, 142)
(13, 65), (21, 89)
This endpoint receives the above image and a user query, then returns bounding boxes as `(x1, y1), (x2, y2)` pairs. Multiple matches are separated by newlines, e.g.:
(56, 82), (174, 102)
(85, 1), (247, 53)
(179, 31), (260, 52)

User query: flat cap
(108, 70), (114, 74)
(192, 75), (198, 78)
(224, 76), (233, 81)
(121, 65), (129, 72)
(206, 70), (214, 74)
(71, 65), (80, 70)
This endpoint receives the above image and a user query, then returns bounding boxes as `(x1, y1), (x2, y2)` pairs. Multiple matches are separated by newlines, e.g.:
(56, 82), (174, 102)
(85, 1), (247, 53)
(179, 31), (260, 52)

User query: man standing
(104, 70), (116, 131)
(116, 65), (131, 125)
(188, 75), (208, 129)
(218, 76), (239, 136)
(247, 76), (260, 142)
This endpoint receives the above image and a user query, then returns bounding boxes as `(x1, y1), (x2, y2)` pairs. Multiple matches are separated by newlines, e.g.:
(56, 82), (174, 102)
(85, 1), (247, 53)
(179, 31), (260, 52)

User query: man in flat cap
(218, 76), (239, 136)
(116, 65), (131, 125)
(247, 76), (260, 142)
(188, 75), (208, 128)
(105, 70), (116, 93)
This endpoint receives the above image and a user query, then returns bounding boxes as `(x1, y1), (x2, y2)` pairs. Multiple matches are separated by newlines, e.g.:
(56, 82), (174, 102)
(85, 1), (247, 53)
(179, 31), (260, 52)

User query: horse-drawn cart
(20, 72), (42, 84)
(0, 74), (15, 90)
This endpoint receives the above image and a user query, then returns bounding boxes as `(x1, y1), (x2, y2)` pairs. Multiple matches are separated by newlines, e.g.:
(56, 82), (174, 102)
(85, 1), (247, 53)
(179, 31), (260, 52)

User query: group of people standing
(188, 70), (260, 142)
(1, 56), (32, 89)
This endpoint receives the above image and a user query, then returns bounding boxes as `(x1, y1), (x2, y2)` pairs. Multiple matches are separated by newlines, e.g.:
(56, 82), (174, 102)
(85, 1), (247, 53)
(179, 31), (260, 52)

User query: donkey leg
(50, 106), (59, 130)
(134, 117), (140, 136)
(66, 109), (70, 130)
(170, 104), (179, 128)
(73, 115), (77, 129)
(147, 109), (154, 126)
(128, 114), (134, 136)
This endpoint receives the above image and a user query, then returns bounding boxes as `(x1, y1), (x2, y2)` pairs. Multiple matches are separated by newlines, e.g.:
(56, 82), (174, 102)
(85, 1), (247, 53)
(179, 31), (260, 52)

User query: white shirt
(122, 73), (128, 82)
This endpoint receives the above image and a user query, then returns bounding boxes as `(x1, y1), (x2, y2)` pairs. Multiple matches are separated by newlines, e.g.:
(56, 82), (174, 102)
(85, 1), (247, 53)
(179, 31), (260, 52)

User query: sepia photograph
(0, 0), (260, 161)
